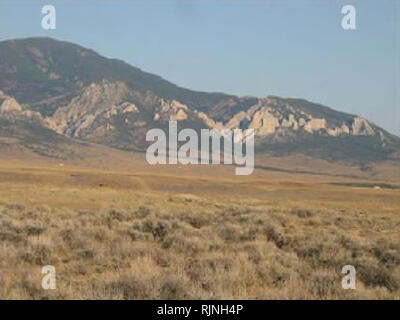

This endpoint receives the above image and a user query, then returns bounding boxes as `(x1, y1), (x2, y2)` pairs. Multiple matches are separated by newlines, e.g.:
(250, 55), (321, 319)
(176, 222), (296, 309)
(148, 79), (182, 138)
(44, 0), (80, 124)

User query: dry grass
(1, 161), (399, 299)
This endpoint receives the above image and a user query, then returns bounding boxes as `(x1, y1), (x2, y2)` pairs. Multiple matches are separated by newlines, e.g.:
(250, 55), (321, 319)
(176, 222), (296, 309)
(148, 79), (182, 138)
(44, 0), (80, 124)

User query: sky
(1, 0), (399, 135)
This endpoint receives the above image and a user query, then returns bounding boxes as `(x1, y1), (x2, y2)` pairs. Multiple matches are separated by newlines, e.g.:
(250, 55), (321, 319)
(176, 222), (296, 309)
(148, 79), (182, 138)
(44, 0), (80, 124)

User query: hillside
(1, 37), (399, 164)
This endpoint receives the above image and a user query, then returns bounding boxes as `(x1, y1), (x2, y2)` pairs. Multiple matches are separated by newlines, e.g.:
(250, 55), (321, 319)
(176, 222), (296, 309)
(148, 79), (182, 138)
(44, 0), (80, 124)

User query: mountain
(1, 37), (399, 165)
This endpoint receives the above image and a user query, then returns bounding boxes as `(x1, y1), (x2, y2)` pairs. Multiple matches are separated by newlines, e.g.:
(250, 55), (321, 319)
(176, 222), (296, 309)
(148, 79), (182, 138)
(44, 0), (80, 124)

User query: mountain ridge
(1, 37), (399, 165)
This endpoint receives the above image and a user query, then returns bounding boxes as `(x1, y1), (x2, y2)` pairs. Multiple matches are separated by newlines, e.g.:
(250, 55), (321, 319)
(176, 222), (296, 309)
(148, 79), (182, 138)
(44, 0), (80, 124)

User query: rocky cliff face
(0, 90), (44, 123)
(0, 37), (399, 163)
(211, 96), (378, 138)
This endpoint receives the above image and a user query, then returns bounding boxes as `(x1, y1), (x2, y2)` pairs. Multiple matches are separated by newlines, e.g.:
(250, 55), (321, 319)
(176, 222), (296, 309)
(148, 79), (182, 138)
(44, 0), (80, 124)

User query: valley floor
(1, 159), (399, 299)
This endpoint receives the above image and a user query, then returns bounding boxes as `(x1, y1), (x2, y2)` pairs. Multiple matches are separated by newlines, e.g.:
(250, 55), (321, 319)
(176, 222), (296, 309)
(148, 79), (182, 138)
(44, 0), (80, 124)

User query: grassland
(1, 158), (399, 299)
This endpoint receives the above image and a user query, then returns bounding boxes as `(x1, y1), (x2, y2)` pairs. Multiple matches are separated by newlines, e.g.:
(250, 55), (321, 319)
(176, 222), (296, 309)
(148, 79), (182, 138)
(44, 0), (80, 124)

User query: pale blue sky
(1, 0), (399, 134)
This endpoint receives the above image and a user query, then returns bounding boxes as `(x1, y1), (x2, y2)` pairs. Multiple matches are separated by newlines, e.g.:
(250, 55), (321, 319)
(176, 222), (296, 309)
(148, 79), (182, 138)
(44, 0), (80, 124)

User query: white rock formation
(249, 108), (280, 135)
(0, 97), (22, 112)
(304, 118), (326, 133)
(352, 117), (375, 136)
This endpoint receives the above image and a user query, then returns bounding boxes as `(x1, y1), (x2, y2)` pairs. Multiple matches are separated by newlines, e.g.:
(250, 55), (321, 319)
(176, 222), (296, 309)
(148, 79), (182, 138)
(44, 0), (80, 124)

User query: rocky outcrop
(327, 124), (350, 136)
(249, 108), (280, 135)
(160, 99), (189, 121)
(45, 80), (132, 137)
(304, 118), (326, 133)
(196, 111), (225, 130)
(0, 82), (391, 151)
(352, 116), (375, 136)
(0, 91), (44, 123)
(0, 96), (22, 113)
(194, 97), (381, 141)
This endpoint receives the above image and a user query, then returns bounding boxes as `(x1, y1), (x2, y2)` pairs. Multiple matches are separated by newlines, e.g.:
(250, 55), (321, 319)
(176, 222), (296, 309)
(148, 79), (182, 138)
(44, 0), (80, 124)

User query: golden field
(1, 150), (400, 299)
